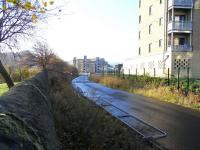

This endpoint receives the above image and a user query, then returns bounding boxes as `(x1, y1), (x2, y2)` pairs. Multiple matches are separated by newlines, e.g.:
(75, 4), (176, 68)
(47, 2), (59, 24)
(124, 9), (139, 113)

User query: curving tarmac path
(72, 75), (200, 150)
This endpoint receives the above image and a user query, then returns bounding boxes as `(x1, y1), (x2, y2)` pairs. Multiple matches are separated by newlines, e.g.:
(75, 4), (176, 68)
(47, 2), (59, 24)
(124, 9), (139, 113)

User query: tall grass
(48, 72), (156, 150)
(90, 75), (200, 111)
(0, 83), (8, 96)
(0, 82), (19, 96)
(91, 75), (130, 90)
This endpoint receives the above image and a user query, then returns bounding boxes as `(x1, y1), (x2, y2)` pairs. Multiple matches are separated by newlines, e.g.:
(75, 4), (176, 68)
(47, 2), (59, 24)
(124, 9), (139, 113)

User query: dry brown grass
(133, 86), (200, 110)
(90, 75), (200, 111)
(91, 75), (129, 90)
(48, 72), (155, 150)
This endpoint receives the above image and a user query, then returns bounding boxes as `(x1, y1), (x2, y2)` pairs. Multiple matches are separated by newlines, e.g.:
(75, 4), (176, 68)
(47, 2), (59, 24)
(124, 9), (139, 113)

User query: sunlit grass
(90, 75), (200, 111)
(0, 82), (19, 96)
(132, 86), (200, 111)
(0, 83), (9, 96)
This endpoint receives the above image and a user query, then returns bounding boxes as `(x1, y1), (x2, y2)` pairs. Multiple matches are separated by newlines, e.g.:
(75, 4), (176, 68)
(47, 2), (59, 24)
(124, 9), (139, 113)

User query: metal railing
(168, 21), (192, 31)
(72, 81), (167, 140)
(168, 44), (192, 51)
(168, 0), (193, 8)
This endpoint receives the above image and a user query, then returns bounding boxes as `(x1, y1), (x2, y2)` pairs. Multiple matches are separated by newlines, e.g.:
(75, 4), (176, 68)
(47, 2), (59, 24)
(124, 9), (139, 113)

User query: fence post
(187, 67), (190, 95)
(129, 69), (130, 79)
(177, 68), (180, 91)
(136, 68), (138, 80)
(168, 68), (170, 86)
(144, 68), (145, 76)
(154, 68), (156, 77)
(102, 66), (104, 77)
(123, 69), (125, 79)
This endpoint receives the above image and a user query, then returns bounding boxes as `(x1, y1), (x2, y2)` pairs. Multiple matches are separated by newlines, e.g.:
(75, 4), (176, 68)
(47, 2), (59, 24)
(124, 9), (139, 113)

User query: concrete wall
(191, 0), (200, 78)
(123, 52), (169, 77)
(193, 6), (200, 51)
(139, 0), (165, 56)
(127, 0), (168, 77)
(124, 0), (200, 78)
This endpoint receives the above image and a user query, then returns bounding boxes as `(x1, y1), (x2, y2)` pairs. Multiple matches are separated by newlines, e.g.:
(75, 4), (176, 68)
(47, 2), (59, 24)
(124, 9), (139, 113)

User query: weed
(90, 75), (200, 111)
(49, 72), (155, 150)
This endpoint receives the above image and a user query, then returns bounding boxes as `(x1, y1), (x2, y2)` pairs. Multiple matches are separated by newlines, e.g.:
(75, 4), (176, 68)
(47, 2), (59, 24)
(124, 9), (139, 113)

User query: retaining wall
(0, 71), (59, 150)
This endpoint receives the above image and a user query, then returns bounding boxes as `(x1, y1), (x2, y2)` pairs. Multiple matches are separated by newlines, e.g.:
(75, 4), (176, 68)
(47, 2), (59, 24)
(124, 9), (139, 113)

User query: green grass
(0, 83), (9, 96)
(0, 82), (20, 96)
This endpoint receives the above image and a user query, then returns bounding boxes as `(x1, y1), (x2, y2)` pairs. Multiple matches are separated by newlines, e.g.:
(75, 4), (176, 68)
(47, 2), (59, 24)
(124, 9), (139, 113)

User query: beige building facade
(125, 0), (200, 78)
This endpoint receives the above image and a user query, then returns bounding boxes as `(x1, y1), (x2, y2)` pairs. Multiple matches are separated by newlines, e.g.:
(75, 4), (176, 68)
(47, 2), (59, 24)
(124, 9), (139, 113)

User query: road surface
(72, 76), (200, 150)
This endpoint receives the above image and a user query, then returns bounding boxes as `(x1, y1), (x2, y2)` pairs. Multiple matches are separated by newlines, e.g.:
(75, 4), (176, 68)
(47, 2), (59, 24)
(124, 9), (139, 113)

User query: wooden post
(136, 68), (138, 80)
(187, 67), (190, 94)
(123, 69), (125, 79)
(168, 68), (170, 86)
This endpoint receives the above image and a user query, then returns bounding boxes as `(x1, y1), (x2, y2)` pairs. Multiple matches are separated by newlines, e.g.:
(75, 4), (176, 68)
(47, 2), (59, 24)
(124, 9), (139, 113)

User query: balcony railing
(168, 45), (192, 51)
(168, 0), (193, 8)
(168, 21), (192, 32)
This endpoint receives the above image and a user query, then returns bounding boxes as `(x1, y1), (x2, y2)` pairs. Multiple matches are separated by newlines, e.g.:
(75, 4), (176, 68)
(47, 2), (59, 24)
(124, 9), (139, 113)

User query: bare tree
(29, 41), (54, 70)
(0, 0), (60, 88)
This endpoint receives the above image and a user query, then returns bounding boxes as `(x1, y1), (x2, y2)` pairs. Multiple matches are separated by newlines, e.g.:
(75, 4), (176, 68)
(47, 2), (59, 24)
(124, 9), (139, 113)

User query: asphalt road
(72, 76), (200, 150)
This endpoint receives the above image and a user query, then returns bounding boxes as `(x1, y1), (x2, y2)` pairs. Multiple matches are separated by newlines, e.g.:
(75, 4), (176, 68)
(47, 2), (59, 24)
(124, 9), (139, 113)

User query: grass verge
(90, 75), (200, 111)
(0, 83), (9, 96)
(0, 83), (20, 96)
(48, 72), (157, 150)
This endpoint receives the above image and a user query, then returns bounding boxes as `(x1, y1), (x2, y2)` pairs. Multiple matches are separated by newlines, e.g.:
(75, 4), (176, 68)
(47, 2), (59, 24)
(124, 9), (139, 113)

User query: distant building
(73, 56), (110, 73)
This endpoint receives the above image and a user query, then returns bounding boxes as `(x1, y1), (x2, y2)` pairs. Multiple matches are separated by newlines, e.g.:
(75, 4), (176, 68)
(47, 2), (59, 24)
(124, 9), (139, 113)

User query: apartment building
(125, 0), (200, 78)
(73, 56), (109, 73)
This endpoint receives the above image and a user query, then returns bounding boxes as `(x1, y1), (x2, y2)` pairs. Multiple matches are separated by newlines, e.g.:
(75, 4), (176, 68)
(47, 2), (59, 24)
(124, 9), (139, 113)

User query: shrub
(49, 72), (154, 150)
(11, 67), (40, 82)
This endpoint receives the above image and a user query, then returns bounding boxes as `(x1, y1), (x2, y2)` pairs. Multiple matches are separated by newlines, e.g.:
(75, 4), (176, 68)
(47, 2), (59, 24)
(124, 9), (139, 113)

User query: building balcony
(168, 0), (193, 9)
(168, 45), (192, 52)
(168, 21), (192, 32)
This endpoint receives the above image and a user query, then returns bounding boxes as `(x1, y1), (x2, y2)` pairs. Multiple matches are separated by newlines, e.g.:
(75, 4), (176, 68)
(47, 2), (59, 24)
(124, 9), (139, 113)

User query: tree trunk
(0, 60), (14, 88)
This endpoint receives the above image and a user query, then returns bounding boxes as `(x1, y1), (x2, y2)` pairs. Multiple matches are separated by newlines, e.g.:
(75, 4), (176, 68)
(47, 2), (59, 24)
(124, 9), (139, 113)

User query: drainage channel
(94, 98), (167, 140)
(72, 83), (167, 145)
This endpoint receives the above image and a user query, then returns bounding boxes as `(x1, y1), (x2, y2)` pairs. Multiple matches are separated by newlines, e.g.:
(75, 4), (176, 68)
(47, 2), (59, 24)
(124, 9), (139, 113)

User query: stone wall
(0, 71), (59, 150)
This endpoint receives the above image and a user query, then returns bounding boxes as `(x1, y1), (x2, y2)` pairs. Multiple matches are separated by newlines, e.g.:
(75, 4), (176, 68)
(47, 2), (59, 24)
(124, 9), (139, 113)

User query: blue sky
(45, 0), (138, 64)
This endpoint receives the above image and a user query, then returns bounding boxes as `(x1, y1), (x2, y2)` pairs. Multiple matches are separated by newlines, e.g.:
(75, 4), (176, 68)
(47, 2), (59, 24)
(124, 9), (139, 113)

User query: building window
(139, 31), (141, 39)
(159, 17), (163, 26)
(179, 38), (186, 45)
(149, 24), (152, 34)
(149, 5), (152, 16)
(139, 48), (141, 55)
(139, 15), (141, 23)
(160, 0), (162, 4)
(159, 39), (162, 47)
(149, 43), (152, 53)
